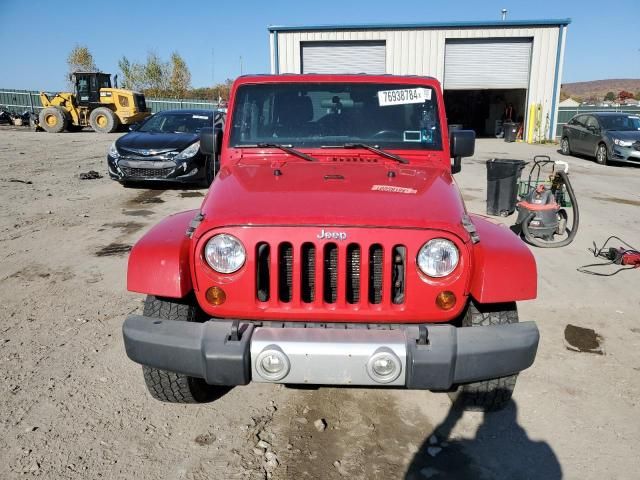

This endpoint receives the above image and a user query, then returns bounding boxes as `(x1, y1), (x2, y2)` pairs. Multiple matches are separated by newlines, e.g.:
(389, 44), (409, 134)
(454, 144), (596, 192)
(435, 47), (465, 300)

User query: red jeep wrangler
(123, 75), (538, 411)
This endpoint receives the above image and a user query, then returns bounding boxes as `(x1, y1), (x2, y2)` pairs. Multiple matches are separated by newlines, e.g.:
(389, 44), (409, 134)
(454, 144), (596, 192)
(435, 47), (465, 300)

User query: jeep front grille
(254, 241), (406, 306)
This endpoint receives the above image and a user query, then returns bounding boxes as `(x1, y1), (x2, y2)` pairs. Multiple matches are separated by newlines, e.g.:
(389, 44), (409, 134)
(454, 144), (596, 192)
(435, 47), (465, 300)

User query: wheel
(204, 155), (219, 186)
(39, 107), (67, 133)
(89, 107), (120, 133)
(560, 137), (571, 155)
(140, 295), (224, 403)
(448, 301), (519, 411)
(595, 143), (608, 165)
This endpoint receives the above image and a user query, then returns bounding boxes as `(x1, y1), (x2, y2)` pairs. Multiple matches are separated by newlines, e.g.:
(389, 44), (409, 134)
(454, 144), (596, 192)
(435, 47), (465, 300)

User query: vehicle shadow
(405, 399), (562, 480)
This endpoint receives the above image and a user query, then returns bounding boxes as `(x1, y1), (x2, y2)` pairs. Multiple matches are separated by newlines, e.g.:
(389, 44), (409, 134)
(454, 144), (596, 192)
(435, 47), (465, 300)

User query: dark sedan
(107, 109), (224, 185)
(561, 112), (640, 165)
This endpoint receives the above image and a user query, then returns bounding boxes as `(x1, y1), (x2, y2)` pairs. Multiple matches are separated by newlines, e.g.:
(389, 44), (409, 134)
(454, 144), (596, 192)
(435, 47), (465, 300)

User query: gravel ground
(1, 126), (639, 480)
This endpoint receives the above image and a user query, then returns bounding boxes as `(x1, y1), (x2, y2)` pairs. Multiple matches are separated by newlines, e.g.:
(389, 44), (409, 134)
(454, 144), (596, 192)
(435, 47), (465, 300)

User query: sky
(0, 0), (638, 91)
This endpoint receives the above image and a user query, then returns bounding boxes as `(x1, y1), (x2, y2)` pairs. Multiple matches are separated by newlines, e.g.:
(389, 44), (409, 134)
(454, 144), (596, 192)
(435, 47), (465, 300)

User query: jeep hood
(199, 160), (468, 236)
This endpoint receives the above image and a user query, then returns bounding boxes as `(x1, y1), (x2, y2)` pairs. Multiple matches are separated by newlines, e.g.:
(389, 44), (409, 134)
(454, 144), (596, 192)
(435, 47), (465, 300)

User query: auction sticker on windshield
(378, 88), (431, 107)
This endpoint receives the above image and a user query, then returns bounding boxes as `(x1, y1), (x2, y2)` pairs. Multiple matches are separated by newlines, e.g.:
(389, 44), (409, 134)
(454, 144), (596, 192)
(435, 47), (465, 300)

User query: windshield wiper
(340, 143), (409, 164)
(242, 143), (317, 162)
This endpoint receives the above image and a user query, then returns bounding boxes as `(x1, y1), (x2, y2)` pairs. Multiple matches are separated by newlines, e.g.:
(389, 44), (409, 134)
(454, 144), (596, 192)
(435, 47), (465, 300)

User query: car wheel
(560, 137), (571, 155)
(596, 143), (608, 165)
(140, 295), (230, 403)
(447, 301), (519, 412)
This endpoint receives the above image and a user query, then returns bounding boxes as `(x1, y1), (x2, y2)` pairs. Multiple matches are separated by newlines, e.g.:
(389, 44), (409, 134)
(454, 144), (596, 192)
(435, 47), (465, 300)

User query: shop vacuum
(511, 156), (579, 248)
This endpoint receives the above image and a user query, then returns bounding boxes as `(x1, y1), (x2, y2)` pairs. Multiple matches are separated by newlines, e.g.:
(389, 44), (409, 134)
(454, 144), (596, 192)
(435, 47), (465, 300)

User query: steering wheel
(371, 130), (402, 139)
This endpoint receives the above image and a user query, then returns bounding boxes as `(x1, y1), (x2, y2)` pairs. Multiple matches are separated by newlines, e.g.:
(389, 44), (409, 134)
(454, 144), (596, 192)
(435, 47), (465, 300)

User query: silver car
(561, 112), (640, 165)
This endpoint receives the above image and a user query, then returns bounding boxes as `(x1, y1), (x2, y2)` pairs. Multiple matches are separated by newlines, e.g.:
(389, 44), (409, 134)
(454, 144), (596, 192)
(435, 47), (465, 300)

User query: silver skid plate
(250, 327), (407, 386)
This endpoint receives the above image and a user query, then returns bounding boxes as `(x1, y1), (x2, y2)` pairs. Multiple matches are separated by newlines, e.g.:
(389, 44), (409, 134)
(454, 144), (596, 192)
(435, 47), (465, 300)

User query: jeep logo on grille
(317, 229), (347, 240)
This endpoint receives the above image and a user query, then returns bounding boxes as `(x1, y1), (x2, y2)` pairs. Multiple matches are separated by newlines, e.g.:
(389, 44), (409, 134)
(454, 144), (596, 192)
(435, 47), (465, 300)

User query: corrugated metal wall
(271, 26), (564, 139)
(0, 89), (218, 114)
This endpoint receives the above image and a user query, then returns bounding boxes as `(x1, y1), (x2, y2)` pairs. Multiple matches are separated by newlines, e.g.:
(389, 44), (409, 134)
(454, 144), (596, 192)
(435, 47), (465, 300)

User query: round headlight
(204, 234), (246, 273)
(417, 239), (459, 278)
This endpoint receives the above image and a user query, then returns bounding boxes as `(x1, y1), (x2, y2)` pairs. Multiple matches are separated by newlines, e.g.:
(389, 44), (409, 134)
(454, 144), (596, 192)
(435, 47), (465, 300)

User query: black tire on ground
(560, 137), (571, 155)
(89, 107), (120, 133)
(39, 107), (67, 133)
(595, 143), (608, 165)
(140, 295), (226, 403)
(448, 301), (519, 412)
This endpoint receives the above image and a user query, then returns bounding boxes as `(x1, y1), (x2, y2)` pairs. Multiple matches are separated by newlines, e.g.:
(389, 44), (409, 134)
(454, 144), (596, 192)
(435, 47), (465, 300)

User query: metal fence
(0, 88), (218, 114)
(556, 105), (640, 138)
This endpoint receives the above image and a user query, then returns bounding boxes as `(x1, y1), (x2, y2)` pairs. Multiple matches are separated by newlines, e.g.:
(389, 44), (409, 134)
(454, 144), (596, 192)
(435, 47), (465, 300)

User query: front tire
(448, 301), (519, 411)
(560, 137), (571, 155)
(39, 107), (67, 133)
(596, 143), (608, 165)
(140, 295), (225, 403)
(89, 107), (120, 133)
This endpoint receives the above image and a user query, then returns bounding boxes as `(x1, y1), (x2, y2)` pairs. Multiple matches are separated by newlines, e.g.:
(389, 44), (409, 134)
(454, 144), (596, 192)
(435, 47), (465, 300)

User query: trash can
(485, 159), (526, 216)
(503, 122), (518, 142)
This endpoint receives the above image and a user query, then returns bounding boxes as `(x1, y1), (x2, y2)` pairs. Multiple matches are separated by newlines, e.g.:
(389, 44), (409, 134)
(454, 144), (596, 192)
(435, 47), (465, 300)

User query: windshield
(600, 115), (640, 131)
(138, 112), (213, 134)
(229, 83), (442, 150)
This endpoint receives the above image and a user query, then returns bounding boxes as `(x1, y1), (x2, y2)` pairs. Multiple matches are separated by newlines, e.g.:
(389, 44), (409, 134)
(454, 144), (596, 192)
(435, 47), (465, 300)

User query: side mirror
(450, 129), (475, 174)
(200, 125), (223, 156)
(128, 123), (139, 131)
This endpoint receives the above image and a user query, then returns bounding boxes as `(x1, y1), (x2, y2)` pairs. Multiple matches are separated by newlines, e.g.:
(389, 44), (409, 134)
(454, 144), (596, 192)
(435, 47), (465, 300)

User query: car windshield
(599, 115), (640, 131)
(229, 83), (442, 150)
(138, 112), (213, 134)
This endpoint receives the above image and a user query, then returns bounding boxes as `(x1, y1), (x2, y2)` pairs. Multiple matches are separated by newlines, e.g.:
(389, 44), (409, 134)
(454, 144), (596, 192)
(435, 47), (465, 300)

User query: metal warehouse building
(268, 19), (570, 141)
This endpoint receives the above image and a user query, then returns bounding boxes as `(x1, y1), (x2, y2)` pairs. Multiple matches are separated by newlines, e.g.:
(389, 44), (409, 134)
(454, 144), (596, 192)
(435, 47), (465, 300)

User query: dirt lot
(1, 127), (639, 480)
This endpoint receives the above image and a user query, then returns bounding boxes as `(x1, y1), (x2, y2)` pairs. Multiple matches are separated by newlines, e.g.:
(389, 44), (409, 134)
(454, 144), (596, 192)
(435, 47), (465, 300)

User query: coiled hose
(521, 170), (579, 248)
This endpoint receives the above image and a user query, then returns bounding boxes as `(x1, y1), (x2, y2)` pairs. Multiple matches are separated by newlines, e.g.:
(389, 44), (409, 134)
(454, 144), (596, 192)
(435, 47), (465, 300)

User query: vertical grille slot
(369, 244), (383, 304)
(301, 243), (316, 303)
(256, 243), (270, 302)
(323, 243), (338, 304)
(346, 244), (361, 304)
(278, 243), (293, 303)
(392, 245), (406, 304)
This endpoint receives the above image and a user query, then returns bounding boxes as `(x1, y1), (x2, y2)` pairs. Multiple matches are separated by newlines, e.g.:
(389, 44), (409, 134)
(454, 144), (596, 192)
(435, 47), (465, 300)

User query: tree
(636, 91), (640, 100)
(143, 52), (170, 96)
(168, 52), (191, 98)
(559, 89), (569, 101)
(618, 90), (634, 101)
(604, 91), (616, 101)
(118, 56), (143, 91)
(67, 45), (97, 86)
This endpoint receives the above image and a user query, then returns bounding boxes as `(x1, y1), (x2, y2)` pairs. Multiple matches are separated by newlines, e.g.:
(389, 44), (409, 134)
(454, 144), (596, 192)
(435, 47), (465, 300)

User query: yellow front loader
(39, 72), (150, 133)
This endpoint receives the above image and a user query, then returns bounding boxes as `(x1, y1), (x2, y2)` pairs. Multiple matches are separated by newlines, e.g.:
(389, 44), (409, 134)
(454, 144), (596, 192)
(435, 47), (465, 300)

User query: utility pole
(240, 56), (244, 76)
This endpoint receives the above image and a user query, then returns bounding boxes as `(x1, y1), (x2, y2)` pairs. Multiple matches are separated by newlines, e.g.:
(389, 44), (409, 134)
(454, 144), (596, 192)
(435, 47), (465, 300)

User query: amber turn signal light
(435, 291), (456, 310)
(205, 286), (226, 305)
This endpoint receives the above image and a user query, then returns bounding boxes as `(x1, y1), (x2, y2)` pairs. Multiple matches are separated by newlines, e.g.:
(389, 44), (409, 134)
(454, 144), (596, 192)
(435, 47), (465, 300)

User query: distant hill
(561, 79), (640, 100)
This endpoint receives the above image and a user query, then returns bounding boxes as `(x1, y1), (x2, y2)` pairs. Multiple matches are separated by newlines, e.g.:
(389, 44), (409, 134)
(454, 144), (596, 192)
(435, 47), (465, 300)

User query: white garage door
(444, 38), (532, 89)
(301, 41), (386, 74)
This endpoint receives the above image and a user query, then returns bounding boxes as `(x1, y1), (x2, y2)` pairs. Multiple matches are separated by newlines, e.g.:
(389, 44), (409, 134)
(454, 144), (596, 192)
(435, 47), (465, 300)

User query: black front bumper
(107, 154), (206, 183)
(123, 316), (539, 390)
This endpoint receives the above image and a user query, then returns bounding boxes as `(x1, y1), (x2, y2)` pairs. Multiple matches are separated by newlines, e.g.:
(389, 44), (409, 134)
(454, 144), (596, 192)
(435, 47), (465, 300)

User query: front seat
(273, 92), (314, 137)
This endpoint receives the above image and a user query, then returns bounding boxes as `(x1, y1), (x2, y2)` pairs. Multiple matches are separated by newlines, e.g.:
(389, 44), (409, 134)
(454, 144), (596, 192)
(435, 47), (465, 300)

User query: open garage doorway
(444, 89), (527, 137)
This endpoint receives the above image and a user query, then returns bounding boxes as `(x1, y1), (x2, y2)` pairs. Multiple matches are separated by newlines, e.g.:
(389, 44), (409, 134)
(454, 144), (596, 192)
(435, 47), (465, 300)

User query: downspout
(273, 30), (280, 74)
(549, 24), (566, 140)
